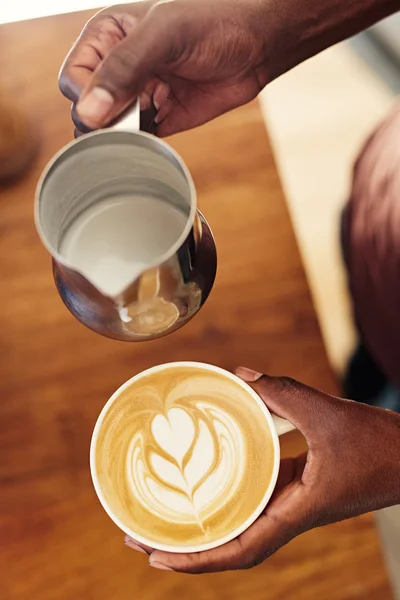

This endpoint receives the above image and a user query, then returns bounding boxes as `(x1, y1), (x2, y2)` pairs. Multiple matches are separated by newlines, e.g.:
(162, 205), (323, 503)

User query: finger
(148, 495), (301, 573)
(236, 367), (336, 440)
(74, 127), (86, 139)
(71, 86), (154, 131)
(146, 457), (305, 574)
(59, 11), (138, 103)
(124, 534), (154, 555)
(60, 61), (102, 104)
(152, 81), (171, 111)
(74, 104), (158, 136)
(154, 98), (173, 125)
(76, 3), (179, 128)
(71, 104), (93, 134)
(274, 457), (298, 494)
(140, 105), (158, 135)
(142, 79), (171, 129)
(122, 459), (302, 572)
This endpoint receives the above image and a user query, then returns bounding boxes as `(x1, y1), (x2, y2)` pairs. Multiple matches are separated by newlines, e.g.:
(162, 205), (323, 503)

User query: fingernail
(236, 367), (263, 382)
(125, 541), (148, 554)
(149, 561), (173, 571)
(77, 87), (114, 124)
(153, 82), (170, 111)
(154, 99), (173, 124)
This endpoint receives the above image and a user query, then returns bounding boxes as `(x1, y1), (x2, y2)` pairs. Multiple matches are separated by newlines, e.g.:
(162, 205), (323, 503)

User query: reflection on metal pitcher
(35, 104), (217, 341)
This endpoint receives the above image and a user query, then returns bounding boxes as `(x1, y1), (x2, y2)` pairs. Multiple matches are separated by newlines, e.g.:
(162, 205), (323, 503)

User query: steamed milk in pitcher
(35, 106), (217, 340)
(59, 194), (187, 297)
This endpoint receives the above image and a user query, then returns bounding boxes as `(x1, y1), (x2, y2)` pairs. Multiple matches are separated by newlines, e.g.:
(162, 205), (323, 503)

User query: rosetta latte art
(128, 403), (245, 531)
(95, 366), (275, 549)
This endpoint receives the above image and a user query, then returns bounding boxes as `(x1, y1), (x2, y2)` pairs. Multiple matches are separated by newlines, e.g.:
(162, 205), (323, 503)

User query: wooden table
(0, 10), (392, 600)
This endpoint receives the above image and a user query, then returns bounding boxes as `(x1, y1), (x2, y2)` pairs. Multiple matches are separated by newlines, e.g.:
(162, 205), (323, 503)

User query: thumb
(236, 367), (335, 440)
(76, 4), (177, 128)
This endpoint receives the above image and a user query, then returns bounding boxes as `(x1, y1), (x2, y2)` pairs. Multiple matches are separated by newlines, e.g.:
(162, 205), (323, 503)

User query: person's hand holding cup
(90, 362), (400, 573)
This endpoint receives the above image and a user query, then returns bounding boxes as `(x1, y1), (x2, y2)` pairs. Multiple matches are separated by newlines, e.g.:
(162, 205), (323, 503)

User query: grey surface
(373, 14), (400, 59)
(350, 13), (400, 95)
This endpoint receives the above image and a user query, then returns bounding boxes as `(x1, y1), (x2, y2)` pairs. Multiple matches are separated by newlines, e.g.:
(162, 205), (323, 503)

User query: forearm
(257, 0), (400, 82)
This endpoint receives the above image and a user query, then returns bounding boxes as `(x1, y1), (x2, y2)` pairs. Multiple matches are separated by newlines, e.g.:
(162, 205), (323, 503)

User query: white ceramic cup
(90, 361), (295, 553)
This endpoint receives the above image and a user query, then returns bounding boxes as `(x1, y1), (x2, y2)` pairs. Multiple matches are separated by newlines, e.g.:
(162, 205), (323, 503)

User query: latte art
(128, 403), (245, 530)
(94, 366), (275, 549)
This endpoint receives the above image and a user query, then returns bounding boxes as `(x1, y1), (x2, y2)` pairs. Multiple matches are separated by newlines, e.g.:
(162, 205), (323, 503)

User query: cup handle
(272, 415), (296, 436)
(111, 101), (140, 132)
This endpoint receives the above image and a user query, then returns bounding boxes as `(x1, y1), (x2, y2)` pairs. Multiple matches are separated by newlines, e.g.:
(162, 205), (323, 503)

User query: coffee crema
(94, 366), (275, 548)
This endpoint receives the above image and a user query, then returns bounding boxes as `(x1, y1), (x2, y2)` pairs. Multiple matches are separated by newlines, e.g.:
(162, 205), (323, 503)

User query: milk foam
(127, 404), (245, 527)
(95, 367), (275, 548)
(59, 195), (187, 296)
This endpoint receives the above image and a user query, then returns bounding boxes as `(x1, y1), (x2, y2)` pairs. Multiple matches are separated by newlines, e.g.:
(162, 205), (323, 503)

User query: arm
(260, 0), (400, 83)
(59, 0), (400, 137)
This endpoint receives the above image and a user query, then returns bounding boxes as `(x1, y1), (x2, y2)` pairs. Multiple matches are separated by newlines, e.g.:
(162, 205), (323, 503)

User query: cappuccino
(91, 363), (277, 551)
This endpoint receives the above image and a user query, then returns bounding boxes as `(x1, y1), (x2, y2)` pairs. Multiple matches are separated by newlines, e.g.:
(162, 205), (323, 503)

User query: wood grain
(0, 10), (392, 600)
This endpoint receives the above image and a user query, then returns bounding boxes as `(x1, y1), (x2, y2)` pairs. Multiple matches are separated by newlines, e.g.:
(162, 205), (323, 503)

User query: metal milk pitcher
(35, 105), (217, 341)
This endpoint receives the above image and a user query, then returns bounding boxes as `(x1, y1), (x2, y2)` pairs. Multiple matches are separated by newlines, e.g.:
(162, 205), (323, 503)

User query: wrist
(376, 408), (400, 506)
(254, 0), (400, 85)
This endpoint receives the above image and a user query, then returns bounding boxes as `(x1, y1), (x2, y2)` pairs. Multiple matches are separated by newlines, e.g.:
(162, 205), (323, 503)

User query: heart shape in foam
(151, 408), (195, 465)
(128, 402), (246, 526)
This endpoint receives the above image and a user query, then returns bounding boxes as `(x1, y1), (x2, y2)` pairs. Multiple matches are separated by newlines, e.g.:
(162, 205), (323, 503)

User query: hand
(125, 367), (400, 573)
(59, 0), (269, 137)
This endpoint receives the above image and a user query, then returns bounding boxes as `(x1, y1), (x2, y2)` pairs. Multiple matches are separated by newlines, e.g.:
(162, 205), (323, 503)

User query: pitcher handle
(271, 415), (296, 436)
(111, 101), (140, 132)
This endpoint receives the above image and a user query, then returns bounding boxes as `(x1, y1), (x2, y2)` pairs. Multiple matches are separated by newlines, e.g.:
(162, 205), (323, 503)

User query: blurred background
(2, 0), (397, 374)
(1, 1), (399, 381)
(1, 2), (400, 599)
(261, 17), (400, 377)
(262, 19), (400, 598)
